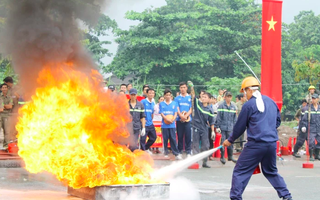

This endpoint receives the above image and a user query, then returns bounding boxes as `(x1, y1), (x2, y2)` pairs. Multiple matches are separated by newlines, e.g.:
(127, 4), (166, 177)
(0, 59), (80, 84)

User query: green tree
(292, 45), (320, 85)
(205, 76), (242, 98)
(105, 0), (262, 85)
(82, 14), (118, 67)
(281, 11), (320, 116)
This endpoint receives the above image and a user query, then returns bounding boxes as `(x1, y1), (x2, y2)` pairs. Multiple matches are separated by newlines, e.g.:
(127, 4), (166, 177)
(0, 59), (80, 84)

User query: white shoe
(146, 149), (153, 155)
(187, 154), (192, 158)
(176, 155), (183, 160)
(164, 155), (168, 158)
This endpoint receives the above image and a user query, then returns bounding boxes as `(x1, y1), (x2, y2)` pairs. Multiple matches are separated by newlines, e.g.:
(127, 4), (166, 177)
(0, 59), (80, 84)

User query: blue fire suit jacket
(300, 104), (320, 133)
(227, 95), (280, 144)
(215, 100), (237, 132)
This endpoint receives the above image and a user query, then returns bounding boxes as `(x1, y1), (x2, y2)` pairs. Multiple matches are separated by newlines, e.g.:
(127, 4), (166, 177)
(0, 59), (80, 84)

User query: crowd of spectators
(111, 82), (320, 164)
(114, 82), (250, 165)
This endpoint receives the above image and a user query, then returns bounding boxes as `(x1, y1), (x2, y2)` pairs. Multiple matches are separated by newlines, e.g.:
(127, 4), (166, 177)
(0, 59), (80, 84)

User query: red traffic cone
(280, 146), (289, 155)
(303, 162), (314, 168)
(253, 165), (261, 175)
(188, 163), (199, 169)
(303, 142), (314, 168)
(8, 142), (19, 153)
(287, 137), (292, 155)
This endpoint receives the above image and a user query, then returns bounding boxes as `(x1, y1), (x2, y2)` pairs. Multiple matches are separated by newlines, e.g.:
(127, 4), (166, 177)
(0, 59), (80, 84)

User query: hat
(312, 94), (319, 99)
(309, 85), (316, 90)
(212, 94), (217, 99)
(108, 85), (115, 91)
(225, 91), (232, 97)
(129, 88), (138, 95)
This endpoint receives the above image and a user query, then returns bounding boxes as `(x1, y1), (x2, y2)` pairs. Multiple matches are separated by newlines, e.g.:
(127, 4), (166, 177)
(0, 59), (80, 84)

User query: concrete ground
(0, 154), (320, 200)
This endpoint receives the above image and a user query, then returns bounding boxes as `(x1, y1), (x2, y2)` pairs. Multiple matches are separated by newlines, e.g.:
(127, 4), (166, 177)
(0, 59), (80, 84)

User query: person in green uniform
(0, 83), (13, 149)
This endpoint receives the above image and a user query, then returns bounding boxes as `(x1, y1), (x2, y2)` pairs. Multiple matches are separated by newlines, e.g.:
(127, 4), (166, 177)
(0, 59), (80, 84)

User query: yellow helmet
(308, 85), (316, 90)
(240, 77), (260, 93)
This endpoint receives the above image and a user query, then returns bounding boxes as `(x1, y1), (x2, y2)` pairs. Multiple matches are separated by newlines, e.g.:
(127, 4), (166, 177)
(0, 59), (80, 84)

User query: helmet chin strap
(243, 89), (247, 97)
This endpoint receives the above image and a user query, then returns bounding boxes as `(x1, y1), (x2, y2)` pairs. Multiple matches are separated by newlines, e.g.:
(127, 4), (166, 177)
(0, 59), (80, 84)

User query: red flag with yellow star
(261, 0), (283, 110)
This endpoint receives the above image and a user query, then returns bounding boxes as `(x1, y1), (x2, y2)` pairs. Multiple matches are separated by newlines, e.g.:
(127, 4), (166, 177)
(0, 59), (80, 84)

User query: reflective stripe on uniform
(217, 109), (237, 113)
(196, 99), (214, 117)
(130, 109), (144, 112)
(304, 111), (320, 114)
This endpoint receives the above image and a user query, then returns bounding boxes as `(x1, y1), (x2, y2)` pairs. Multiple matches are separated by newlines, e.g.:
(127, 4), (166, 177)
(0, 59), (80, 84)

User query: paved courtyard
(0, 155), (319, 200)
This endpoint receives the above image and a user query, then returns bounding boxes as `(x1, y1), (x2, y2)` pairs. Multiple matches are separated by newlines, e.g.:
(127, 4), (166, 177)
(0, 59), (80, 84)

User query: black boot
(309, 149), (315, 161)
(315, 149), (320, 160)
(220, 148), (226, 165)
(293, 145), (301, 158)
(227, 148), (237, 163)
(282, 197), (293, 200)
(202, 158), (211, 168)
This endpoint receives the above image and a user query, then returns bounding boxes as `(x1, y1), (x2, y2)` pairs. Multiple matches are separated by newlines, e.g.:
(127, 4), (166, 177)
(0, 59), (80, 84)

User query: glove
(187, 81), (194, 88)
(211, 131), (216, 141)
(301, 127), (306, 133)
(141, 128), (146, 136)
(216, 128), (221, 133)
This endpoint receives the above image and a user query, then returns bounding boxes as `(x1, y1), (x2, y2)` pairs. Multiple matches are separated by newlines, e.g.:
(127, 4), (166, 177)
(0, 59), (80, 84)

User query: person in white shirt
(153, 96), (164, 122)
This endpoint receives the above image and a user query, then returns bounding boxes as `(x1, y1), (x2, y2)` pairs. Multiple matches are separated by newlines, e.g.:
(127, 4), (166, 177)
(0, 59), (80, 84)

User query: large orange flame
(17, 65), (157, 188)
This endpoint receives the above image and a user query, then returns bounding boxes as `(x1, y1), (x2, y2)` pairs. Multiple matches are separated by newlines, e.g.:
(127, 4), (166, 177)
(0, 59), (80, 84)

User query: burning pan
(68, 183), (170, 200)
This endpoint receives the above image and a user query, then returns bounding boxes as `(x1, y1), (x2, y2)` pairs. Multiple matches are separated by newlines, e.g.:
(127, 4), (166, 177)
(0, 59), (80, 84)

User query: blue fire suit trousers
(230, 141), (291, 200)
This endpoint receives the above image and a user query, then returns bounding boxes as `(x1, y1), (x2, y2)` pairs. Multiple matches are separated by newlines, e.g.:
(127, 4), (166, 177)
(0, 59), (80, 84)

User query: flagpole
(234, 51), (261, 84)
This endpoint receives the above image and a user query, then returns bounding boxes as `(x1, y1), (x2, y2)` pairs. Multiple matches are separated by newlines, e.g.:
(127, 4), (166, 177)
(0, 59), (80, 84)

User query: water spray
(151, 146), (223, 181)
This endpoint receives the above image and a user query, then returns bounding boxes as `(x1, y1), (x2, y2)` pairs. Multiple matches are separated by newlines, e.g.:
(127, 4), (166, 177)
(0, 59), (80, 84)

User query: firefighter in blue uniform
(300, 93), (320, 161)
(292, 99), (308, 158)
(192, 92), (215, 168)
(128, 88), (146, 151)
(222, 77), (292, 200)
(215, 91), (237, 164)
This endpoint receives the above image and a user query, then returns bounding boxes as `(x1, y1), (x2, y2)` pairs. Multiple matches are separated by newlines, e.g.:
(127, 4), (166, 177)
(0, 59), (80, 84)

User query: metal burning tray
(68, 183), (170, 200)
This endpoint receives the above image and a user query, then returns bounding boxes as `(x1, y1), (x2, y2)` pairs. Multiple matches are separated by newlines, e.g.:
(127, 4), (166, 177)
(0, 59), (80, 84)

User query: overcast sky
(101, 0), (320, 66)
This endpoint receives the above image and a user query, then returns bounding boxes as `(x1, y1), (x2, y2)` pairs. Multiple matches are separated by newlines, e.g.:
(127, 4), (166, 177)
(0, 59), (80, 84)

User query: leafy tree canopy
(282, 11), (320, 115)
(105, 0), (262, 85)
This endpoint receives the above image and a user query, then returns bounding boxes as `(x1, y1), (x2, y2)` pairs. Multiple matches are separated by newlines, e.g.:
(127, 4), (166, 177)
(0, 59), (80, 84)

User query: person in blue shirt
(174, 82), (192, 156)
(140, 88), (157, 153)
(222, 77), (292, 200)
(160, 89), (182, 160)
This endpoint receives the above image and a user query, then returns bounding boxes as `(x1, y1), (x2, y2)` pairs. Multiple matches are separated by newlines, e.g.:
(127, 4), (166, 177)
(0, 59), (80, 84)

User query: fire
(17, 65), (157, 188)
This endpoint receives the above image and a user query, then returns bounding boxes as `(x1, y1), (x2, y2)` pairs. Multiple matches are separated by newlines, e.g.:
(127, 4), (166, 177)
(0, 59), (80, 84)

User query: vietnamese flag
(261, 0), (283, 111)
